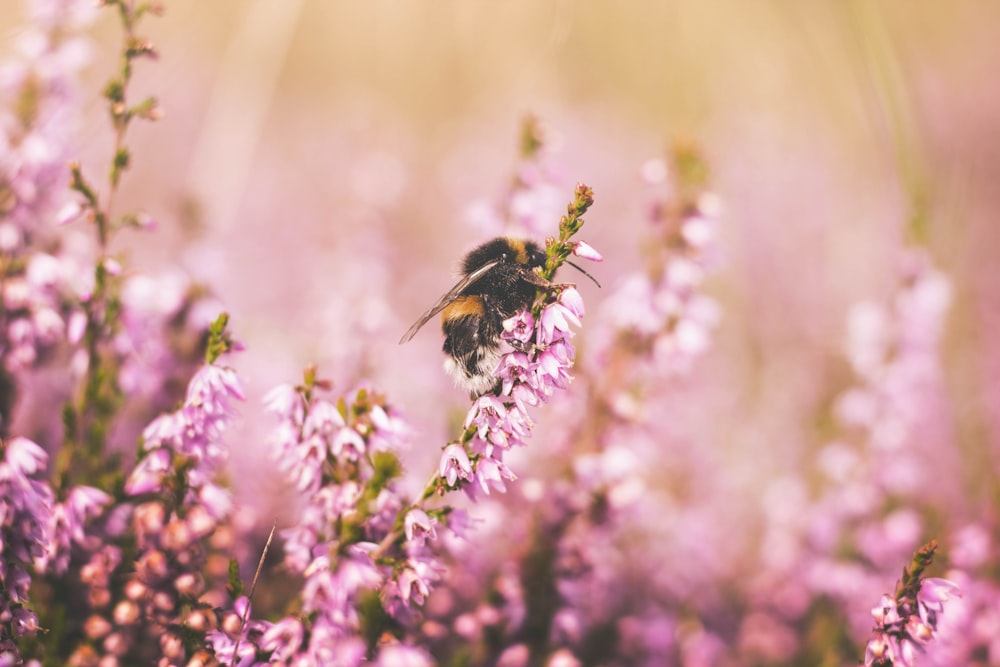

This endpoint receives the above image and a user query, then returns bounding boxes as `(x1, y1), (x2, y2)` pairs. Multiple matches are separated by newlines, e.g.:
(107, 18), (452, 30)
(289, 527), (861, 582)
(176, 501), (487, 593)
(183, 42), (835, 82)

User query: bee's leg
(506, 338), (549, 355)
(524, 269), (577, 292)
(507, 338), (533, 353)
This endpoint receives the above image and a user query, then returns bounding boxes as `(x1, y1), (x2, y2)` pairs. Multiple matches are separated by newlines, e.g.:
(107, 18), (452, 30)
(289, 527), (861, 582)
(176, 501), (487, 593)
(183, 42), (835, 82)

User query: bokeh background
(4, 1), (1000, 662)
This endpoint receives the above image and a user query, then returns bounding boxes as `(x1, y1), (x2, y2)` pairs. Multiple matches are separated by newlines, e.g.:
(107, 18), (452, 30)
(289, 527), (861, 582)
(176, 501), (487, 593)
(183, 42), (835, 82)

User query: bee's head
(518, 239), (547, 269)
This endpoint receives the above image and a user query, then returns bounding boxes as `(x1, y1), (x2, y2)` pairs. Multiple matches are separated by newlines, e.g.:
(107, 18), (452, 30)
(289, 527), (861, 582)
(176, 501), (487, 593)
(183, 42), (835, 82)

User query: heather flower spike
(862, 541), (960, 666)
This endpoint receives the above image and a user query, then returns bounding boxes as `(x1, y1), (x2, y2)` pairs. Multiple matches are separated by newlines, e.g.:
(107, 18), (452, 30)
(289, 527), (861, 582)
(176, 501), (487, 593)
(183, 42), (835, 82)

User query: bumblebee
(400, 237), (598, 397)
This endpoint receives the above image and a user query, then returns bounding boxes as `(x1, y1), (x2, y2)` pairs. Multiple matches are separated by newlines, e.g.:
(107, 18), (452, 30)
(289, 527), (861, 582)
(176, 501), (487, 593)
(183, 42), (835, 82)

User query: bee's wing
(398, 259), (500, 344)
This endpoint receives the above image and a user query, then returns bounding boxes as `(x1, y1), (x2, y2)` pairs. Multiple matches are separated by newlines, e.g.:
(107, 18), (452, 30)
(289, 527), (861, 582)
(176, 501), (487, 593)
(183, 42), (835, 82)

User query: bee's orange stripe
(442, 295), (484, 322)
(506, 238), (528, 265)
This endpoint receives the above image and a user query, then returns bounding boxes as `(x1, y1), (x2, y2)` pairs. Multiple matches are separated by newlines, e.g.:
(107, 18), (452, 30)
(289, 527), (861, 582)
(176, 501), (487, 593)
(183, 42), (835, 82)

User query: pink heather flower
(197, 481), (234, 520)
(188, 363), (246, 407)
(440, 444), (473, 487)
(404, 509), (437, 545)
(375, 643), (434, 667)
(5, 436), (48, 476)
(285, 434), (328, 493)
(547, 648), (582, 667)
(918, 577), (961, 606)
(124, 447), (172, 495)
(102, 257), (123, 275)
(465, 394), (525, 448)
(263, 383), (304, 421)
(602, 275), (661, 335)
(1, 436), (54, 646)
(304, 399), (346, 437)
(66, 309), (87, 344)
(680, 214), (715, 248)
(871, 594), (901, 626)
(863, 572), (960, 666)
(502, 311), (535, 344)
(571, 240), (603, 262)
(55, 200), (83, 225)
(126, 361), (242, 524)
(396, 562), (433, 606)
(495, 352), (538, 403)
(539, 301), (581, 346)
(864, 631), (892, 665)
(559, 286), (585, 318)
(367, 403), (410, 452)
(42, 484), (111, 572)
(260, 617), (305, 662)
(302, 550), (383, 619)
(25, 253), (61, 288)
(332, 426), (366, 460)
(473, 456), (516, 496)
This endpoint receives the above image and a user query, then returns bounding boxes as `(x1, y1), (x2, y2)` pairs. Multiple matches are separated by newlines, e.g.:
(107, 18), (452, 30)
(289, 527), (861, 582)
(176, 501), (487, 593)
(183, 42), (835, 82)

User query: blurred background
(3, 1), (1000, 660)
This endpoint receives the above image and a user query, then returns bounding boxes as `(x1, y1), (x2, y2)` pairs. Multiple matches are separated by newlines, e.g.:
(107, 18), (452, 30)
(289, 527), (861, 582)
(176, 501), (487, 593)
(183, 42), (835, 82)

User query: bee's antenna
(566, 261), (601, 288)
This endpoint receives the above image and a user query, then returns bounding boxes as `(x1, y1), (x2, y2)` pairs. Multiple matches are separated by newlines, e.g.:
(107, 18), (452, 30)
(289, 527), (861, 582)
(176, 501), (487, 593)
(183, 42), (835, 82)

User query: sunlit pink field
(2, 2), (999, 665)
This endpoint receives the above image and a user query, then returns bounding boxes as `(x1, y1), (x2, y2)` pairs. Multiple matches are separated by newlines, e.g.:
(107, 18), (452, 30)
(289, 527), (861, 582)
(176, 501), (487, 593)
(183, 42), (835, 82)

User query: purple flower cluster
(0, 437), (52, 655)
(0, 0), (94, 390)
(59, 360), (245, 666)
(208, 381), (438, 665)
(441, 285), (588, 499)
(864, 576), (961, 666)
(799, 249), (953, 575)
(837, 249), (952, 455)
(0, 252), (84, 375)
(595, 156), (722, 378)
(0, 0), (95, 247)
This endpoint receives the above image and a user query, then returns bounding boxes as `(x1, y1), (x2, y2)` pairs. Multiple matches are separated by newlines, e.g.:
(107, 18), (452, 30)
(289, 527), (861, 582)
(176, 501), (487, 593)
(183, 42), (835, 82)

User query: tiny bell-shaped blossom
(539, 300), (581, 346)
(404, 509), (437, 545)
(502, 310), (535, 344)
(440, 444), (473, 487)
(571, 240), (603, 262)
(473, 456), (516, 496)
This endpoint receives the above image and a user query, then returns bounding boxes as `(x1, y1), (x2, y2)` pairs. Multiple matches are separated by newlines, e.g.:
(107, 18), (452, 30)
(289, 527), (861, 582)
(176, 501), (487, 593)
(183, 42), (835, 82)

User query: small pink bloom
(66, 309), (87, 345)
(559, 286), (585, 318)
(863, 631), (892, 666)
(304, 399), (346, 437)
(870, 594), (900, 626)
(264, 383), (303, 421)
(332, 427), (366, 460)
(918, 577), (961, 605)
(102, 257), (123, 275)
(439, 444), (472, 487)
(404, 509), (436, 544)
(260, 617), (304, 661)
(474, 457), (516, 495)
(502, 311), (534, 344)
(56, 200), (83, 225)
(571, 240), (603, 262)
(376, 643), (434, 667)
(5, 437), (48, 476)
(539, 302), (580, 345)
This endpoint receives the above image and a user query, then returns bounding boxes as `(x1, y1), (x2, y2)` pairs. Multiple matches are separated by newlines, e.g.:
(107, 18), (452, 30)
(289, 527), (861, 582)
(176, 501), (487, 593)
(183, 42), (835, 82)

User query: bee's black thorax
(459, 237), (546, 318)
